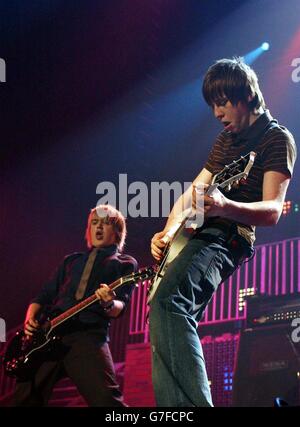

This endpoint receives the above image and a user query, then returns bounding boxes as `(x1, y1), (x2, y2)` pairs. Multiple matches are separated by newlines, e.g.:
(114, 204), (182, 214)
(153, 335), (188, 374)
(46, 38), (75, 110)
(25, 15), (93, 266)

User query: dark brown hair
(202, 57), (265, 112)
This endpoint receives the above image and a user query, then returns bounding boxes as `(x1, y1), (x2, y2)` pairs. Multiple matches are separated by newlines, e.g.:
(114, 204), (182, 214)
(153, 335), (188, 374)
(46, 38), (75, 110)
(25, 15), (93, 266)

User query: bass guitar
(3, 267), (154, 380)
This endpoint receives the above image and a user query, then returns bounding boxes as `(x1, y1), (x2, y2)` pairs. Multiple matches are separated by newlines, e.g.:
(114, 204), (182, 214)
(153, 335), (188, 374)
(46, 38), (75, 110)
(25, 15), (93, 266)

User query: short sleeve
(260, 127), (297, 178)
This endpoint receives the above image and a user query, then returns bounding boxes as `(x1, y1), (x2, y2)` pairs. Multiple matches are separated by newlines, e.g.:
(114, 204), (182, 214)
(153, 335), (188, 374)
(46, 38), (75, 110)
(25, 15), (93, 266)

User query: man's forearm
(24, 303), (42, 323)
(163, 168), (213, 233)
(223, 199), (282, 226)
(164, 188), (193, 232)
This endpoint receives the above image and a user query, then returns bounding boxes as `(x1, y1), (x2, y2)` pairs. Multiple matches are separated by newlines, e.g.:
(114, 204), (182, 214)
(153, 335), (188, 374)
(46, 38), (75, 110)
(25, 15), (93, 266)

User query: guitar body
(3, 326), (60, 380)
(148, 224), (194, 303)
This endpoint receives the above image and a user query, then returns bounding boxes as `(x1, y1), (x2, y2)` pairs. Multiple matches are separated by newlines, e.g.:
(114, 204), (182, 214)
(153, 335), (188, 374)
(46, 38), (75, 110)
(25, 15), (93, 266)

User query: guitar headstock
(210, 151), (256, 193)
(116, 267), (156, 289)
(131, 267), (156, 283)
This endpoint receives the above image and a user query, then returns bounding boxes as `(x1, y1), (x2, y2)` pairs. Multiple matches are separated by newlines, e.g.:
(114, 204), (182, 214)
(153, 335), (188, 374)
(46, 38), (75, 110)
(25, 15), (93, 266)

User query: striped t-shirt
(203, 110), (297, 245)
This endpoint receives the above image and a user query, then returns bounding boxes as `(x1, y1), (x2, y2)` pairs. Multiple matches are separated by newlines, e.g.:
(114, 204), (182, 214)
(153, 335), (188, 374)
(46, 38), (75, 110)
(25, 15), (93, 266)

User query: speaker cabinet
(233, 326), (300, 406)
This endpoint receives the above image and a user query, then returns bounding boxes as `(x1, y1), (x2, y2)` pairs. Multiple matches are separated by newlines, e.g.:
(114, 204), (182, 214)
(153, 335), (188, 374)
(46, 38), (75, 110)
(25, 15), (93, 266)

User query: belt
(194, 221), (234, 240)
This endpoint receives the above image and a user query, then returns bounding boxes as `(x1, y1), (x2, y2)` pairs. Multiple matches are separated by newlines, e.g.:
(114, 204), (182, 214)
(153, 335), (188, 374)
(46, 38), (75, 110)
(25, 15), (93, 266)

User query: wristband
(103, 300), (115, 312)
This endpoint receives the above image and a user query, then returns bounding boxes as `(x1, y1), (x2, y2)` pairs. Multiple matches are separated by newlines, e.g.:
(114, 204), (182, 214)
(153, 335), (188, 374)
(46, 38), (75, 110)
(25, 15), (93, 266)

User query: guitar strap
(75, 250), (122, 300)
(75, 248), (98, 300)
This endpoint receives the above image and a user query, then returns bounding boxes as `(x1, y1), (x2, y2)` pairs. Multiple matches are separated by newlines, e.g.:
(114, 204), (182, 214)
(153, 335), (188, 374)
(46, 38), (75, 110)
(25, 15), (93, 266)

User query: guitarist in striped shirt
(149, 57), (297, 407)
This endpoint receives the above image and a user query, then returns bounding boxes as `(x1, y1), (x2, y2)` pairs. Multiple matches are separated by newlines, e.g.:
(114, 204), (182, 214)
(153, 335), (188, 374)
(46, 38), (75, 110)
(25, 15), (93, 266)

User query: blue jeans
(149, 227), (251, 407)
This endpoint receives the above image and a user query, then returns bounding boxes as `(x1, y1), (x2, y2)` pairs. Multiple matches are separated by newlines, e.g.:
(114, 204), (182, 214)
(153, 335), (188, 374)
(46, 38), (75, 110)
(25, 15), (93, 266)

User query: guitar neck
(50, 277), (123, 329)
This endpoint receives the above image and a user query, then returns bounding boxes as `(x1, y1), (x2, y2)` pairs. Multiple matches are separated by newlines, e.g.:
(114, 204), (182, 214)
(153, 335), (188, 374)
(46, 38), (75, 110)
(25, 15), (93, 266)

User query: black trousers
(13, 329), (125, 407)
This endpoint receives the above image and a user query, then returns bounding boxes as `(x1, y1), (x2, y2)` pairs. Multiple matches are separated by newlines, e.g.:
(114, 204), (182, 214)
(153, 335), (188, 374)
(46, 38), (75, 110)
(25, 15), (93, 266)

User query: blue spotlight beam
(243, 42), (270, 64)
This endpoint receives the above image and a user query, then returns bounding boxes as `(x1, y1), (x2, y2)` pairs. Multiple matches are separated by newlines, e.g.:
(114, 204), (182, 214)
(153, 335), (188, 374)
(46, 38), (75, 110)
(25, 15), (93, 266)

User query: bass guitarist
(149, 57), (297, 407)
(13, 204), (138, 406)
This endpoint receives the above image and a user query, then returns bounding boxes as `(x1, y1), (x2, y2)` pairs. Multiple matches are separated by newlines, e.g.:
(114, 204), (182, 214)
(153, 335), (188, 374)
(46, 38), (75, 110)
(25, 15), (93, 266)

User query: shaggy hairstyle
(85, 204), (127, 251)
(202, 57), (265, 112)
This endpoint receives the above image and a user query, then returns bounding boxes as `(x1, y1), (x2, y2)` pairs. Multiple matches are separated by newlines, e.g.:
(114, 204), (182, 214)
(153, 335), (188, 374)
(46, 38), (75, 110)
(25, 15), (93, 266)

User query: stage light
(261, 42), (270, 51)
(283, 200), (292, 215)
(244, 42), (270, 64)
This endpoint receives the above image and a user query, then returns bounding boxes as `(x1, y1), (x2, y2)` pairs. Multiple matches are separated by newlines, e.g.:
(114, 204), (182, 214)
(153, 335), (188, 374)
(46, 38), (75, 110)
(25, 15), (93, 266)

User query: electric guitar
(3, 267), (154, 380)
(147, 151), (256, 304)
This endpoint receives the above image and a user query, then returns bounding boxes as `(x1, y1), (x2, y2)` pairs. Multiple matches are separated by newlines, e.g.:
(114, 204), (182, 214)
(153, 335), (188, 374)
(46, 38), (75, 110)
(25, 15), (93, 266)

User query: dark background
(1, 0), (299, 328)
